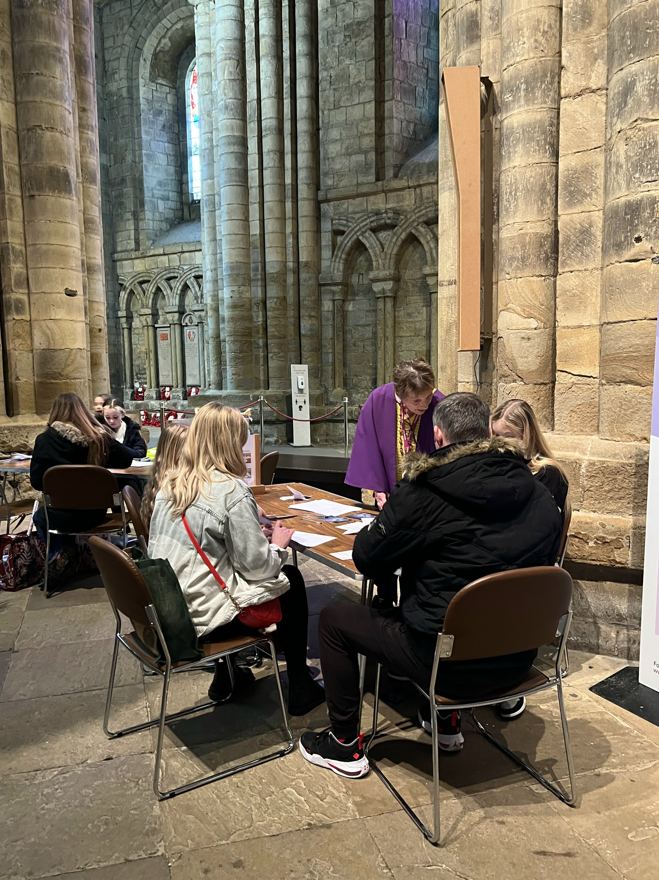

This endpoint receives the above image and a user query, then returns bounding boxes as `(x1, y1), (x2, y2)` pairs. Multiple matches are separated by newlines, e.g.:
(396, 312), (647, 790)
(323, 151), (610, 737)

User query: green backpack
(135, 556), (202, 665)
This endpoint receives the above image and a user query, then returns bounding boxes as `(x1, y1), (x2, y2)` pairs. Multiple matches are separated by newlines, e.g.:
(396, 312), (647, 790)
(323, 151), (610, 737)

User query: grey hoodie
(148, 475), (290, 636)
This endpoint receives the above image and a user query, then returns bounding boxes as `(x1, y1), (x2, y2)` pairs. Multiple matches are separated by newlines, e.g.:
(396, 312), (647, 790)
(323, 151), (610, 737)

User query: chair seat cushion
(435, 665), (549, 706)
(123, 631), (263, 671)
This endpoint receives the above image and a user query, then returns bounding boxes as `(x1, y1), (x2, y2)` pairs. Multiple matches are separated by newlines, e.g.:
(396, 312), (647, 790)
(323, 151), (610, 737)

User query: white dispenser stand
(290, 364), (311, 446)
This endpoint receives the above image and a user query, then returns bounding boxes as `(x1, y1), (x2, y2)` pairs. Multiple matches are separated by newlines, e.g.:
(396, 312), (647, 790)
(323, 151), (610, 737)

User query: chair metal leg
(471, 679), (578, 807)
(105, 633), (295, 800)
(357, 579), (375, 726)
(103, 626), (122, 737)
(365, 663), (442, 844)
(43, 530), (51, 598)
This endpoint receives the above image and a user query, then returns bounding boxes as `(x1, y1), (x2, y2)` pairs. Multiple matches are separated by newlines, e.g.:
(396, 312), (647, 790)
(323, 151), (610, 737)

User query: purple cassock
(345, 383), (445, 495)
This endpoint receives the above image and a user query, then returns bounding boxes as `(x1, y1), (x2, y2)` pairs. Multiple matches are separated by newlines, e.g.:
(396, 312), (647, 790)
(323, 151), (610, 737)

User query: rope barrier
(139, 398), (346, 424)
(264, 400), (345, 422)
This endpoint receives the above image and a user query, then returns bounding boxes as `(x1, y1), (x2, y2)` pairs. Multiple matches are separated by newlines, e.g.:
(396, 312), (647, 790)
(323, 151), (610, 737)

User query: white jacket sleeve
(222, 489), (287, 583)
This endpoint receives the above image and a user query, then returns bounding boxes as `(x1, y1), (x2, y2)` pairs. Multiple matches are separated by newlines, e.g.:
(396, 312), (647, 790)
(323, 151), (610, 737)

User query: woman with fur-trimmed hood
(31, 392), (133, 535)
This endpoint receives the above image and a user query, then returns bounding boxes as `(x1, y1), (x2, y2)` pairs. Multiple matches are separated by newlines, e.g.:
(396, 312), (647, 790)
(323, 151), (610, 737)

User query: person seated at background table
(141, 423), (189, 532)
(93, 393), (113, 415)
(98, 399), (147, 460)
(148, 402), (325, 715)
(491, 399), (569, 513)
(345, 357), (444, 607)
(30, 393), (133, 572)
(299, 392), (562, 778)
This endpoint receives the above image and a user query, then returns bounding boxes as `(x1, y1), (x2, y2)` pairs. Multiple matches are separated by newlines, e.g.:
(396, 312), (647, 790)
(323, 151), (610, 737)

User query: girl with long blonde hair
(491, 399), (569, 511)
(141, 423), (189, 531)
(148, 402), (324, 714)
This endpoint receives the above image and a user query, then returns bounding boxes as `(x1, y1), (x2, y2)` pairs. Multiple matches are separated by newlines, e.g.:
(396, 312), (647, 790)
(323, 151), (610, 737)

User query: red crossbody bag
(182, 514), (282, 628)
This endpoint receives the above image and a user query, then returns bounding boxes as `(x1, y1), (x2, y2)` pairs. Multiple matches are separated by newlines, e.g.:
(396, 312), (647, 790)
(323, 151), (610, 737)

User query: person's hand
(375, 492), (389, 510)
(261, 521), (274, 539)
(270, 520), (294, 549)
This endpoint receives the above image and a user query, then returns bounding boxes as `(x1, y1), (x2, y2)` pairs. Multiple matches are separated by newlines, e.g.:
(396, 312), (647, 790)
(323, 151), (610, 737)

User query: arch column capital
(369, 271), (399, 298)
(423, 266), (438, 294)
(320, 275), (346, 302)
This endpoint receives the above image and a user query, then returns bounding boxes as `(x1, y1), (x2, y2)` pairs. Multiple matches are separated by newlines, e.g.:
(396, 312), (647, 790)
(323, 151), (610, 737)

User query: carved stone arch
(384, 205), (439, 272)
(330, 216), (386, 281)
(119, 271), (154, 312)
(172, 265), (203, 311)
(146, 267), (182, 310)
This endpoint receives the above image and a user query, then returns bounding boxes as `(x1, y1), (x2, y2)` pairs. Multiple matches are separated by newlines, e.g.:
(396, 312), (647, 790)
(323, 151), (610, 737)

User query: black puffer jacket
(30, 421), (133, 532)
(353, 437), (563, 641)
(96, 414), (147, 460)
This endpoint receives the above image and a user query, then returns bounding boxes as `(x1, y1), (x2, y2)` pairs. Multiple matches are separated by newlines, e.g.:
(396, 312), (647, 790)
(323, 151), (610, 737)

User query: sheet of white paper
(130, 459), (153, 467)
(279, 496), (295, 500)
(331, 550), (354, 561)
(289, 499), (361, 516)
(6, 453), (31, 461)
(287, 485), (310, 500)
(337, 521), (368, 534)
(291, 531), (335, 548)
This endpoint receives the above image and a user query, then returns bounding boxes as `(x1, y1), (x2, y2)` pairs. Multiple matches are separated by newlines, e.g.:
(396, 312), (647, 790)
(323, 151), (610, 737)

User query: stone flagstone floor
(1, 556), (659, 879)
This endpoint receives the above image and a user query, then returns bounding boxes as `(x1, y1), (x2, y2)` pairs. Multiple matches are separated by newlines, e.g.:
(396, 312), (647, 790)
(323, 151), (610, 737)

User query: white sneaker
(418, 706), (464, 752)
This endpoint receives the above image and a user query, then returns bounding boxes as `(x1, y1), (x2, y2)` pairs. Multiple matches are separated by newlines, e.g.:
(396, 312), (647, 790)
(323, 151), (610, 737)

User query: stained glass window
(187, 62), (201, 202)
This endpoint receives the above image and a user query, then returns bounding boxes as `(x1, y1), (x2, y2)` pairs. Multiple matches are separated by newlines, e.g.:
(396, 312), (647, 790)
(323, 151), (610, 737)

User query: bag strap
(182, 513), (243, 614)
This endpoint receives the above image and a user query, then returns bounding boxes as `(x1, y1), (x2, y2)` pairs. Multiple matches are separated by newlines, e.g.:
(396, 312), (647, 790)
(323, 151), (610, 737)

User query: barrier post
(343, 397), (349, 458)
(259, 395), (265, 447)
(159, 401), (165, 429)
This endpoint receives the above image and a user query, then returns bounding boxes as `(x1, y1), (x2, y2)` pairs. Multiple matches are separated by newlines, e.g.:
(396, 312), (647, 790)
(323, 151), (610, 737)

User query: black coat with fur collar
(353, 437), (563, 639)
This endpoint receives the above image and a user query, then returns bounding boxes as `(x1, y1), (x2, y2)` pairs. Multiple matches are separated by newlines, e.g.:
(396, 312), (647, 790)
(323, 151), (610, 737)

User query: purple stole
(345, 384), (445, 494)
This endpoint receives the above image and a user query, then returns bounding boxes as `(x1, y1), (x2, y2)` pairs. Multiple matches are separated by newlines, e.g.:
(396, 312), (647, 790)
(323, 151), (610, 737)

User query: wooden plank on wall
(442, 65), (481, 352)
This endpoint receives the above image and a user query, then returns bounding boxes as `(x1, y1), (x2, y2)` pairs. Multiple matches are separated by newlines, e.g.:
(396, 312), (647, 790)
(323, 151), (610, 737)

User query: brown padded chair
(122, 485), (149, 555)
(364, 566), (576, 845)
(41, 465), (127, 599)
(260, 451), (279, 485)
(88, 536), (294, 800)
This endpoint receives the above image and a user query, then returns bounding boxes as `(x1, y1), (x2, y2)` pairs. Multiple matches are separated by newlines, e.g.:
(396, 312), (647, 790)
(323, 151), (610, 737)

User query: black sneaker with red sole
(299, 728), (370, 778)
(418, 703), (464, 751)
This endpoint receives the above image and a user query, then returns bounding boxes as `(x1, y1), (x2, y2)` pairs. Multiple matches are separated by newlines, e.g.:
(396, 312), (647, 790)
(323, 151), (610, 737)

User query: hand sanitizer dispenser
(290, 364), (311, 446)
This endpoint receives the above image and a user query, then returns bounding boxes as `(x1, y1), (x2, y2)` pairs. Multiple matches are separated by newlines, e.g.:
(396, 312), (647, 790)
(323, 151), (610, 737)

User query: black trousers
(201, 564), (311, 683)
(319, 602), (533, 740)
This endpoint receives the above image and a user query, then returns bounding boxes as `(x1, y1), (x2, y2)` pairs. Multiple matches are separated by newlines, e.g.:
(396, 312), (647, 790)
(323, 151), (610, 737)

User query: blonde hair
(103, 399), (126, 415)
(161, 403), (249, 518)
(141, 423), (189, 531)
(392, 358), (436, 399)
(49, 392), (110, 466)
(491, 399), (567, 482)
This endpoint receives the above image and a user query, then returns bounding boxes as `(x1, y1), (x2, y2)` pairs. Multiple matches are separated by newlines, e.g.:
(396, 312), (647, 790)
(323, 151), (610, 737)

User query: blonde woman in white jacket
(148, 402), (325, 715)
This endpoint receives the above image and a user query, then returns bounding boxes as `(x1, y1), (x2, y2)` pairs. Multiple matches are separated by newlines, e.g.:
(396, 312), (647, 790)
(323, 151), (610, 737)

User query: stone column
(599, 0), (659, 443)
(497, 0), (561, 429)
(119, 314), (133, 396)
(437, 0), (458, 394)
(192, 303), (207, 387)
(140, 310), (158, 398)
(296, 0), (321, 384)
(215, 0), (253, 389)
(371, 272), (398, 386)
(192, 0), (222, 390)
(72, 0), (109, 393)
(11, 0), (90, 411)
(320, 277), (346, 391)
(423, 266), (439, 381)
(166, 308), (185, 398)
(259, 0), (288, 390)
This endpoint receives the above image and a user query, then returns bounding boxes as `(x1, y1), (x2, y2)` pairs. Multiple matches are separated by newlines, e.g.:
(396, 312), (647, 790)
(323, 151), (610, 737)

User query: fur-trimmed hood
(403, 435), (534, 517)
(50, 420), (94, 446)
(404, 436), (526, 480)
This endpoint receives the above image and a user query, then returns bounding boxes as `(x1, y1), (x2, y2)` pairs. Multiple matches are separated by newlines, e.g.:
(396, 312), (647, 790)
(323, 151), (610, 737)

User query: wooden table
(0, 458), (152, 478)
(258, 482), (373, 585)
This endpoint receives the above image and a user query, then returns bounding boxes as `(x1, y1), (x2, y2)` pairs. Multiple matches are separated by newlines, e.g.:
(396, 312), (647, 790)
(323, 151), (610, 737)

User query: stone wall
(0, 0), (109, 419)
(437, 0), (659, 659)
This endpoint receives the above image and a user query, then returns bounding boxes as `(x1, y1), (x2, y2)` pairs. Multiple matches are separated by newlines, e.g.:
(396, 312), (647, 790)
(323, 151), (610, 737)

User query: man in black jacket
(300, 392), (562, 779)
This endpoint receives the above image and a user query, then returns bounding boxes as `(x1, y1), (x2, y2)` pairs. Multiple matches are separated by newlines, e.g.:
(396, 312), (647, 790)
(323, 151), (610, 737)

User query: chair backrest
(260, 451), (279, 485)
(43, 465), (121, 510)
(88, 535), (153, 627)
(441, 566), (573, 662)
(557, 497), (572, 567)
(122, 485), (149, 547)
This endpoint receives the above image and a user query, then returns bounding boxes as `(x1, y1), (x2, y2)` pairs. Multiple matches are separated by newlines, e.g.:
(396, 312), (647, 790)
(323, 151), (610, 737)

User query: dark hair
(392, 358), (436, 399)
(432, 392), (490, 444)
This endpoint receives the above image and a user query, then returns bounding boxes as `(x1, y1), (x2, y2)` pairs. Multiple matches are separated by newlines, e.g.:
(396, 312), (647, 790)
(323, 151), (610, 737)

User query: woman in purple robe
(346, 358), (444, 510)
